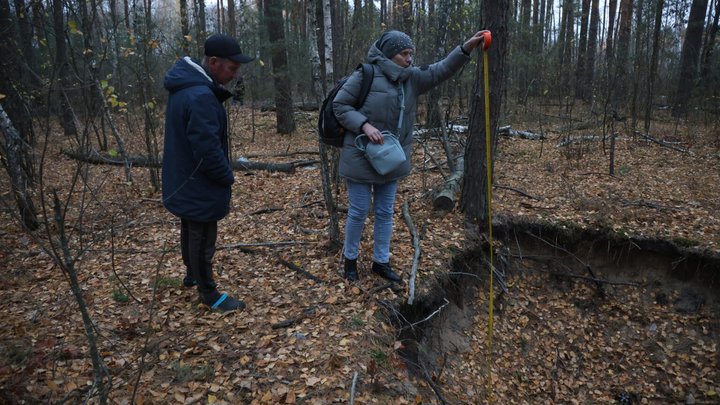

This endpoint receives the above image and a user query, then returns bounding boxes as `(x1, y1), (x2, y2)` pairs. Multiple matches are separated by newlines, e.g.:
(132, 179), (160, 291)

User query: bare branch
(409, 298), (450, 328)
(278, 258), (324, 283)
(349, 371), (359, 405)
(495, 184), (543, 201)
(402, 201), (422, 305)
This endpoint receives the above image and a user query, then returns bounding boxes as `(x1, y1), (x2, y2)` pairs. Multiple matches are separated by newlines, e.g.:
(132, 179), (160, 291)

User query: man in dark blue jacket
(162, 34), (253, 311)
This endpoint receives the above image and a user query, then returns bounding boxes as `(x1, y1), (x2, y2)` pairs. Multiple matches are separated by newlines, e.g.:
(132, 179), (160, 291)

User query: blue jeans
(344, 180), (398, 263)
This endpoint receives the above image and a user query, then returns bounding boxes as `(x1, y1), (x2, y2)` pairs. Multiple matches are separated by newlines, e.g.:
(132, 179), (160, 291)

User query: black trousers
(181, 218), (218, 295)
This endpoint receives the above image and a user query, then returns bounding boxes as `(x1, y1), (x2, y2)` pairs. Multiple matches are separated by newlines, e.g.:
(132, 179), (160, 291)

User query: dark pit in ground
(397, 219), (720, 404)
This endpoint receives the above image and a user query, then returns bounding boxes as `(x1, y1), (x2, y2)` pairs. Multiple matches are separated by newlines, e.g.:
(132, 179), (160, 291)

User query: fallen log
(498, 125), (546, 140)
(243, 150), (318, 158)
(432, 156), (464, 211)
(555, 133), (618, 148)
(63, 149), (317, 173)
(235, 158), (319, 172)
(413, 124), (468, 137)
(63, 149), (160, 167)
(633, 130), (692, 154)
(218, 240), (312, 250)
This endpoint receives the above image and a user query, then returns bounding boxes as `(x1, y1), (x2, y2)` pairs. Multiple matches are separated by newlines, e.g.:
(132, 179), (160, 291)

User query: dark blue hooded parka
(162, 56), (234, 222)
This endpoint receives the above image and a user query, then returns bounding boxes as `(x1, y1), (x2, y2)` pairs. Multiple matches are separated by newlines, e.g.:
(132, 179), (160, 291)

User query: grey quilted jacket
(333, 43), (470, 184)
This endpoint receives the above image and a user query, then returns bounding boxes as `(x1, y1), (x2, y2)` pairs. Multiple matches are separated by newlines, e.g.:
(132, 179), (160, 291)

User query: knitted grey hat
(376, 30), (415, 59)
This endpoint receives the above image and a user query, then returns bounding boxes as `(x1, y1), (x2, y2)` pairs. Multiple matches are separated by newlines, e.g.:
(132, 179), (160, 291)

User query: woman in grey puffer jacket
(333, 29), (490, 282)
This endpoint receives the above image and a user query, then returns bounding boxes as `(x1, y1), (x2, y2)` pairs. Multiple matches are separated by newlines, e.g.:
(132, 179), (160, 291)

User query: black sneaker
(344, 258), (359, 282)
(183, 275), (198, 288)
(372, 262), (401, 283)
(202, 292), (246, 312)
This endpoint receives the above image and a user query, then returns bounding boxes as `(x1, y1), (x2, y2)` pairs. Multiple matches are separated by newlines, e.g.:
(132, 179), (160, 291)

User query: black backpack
(318, 63), (374, 147)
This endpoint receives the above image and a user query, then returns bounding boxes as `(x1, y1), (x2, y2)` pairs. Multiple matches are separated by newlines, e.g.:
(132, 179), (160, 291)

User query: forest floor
(0, 105), (719, 405)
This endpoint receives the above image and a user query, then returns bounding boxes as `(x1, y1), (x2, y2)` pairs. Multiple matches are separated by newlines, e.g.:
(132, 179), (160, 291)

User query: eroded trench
(396, 219), (720, 403)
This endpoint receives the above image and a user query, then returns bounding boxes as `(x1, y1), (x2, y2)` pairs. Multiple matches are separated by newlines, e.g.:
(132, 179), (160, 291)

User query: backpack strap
(353, 63), (374, 110)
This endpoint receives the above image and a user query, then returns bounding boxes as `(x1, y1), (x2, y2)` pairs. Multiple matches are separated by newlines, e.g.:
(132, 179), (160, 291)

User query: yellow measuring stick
(482, 31), (494, 403)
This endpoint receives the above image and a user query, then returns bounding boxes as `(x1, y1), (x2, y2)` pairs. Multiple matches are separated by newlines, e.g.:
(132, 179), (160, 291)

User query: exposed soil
(398, 220), (720, 404)
(0, 106), (718, 404)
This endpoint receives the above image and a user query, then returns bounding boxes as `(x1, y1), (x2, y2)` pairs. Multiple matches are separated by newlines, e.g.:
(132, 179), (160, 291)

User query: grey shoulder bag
(354, 131), (407, 175)
(354, 82), (408, 175)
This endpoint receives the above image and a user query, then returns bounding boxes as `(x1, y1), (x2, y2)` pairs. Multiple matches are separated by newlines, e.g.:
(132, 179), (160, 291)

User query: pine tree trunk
(52, 0), (78, 138)
(461, 0), (509, 225)
(180, 0), (191, 54)
(613, 0), (634, 108)
(263, 0), (296, 134)
(700, 0), (719, 83)
(140, 0), (160, 190)
(195, 0), (207, 56)
(606, 0), (618, 74)
(518, 0), (532, 100)
(227, 0), (236, 36)
(426, 0), (450, 127)
(575, 0), (590, 100)
(13, 0), (38, 87)
(630, 0), (646, 128)
(644, 0), (664, 132)
(672, 0), (709, 117)
(585, 0), (600, 101)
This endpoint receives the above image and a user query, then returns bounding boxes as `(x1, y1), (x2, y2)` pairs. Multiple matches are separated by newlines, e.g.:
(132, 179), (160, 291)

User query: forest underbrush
(0, 104), (718, 404)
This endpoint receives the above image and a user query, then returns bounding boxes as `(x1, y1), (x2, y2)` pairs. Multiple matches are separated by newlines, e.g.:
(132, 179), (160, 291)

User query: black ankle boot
(344, 258), (359, 282)
(183, 275), (198, 288)
(372, 262), (401, 283)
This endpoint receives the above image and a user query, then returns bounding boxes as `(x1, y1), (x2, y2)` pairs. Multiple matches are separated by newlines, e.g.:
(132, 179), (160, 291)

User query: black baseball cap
(204, 34), (254, 63)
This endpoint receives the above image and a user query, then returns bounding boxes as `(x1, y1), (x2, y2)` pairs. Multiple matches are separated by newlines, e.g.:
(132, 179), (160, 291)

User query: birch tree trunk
(308, 0), (323, 105)
(323, 0), (334, 82)
(1, 0), (37, 187)
(0, 104), (39, 230)
(318, 0), (340, 249)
